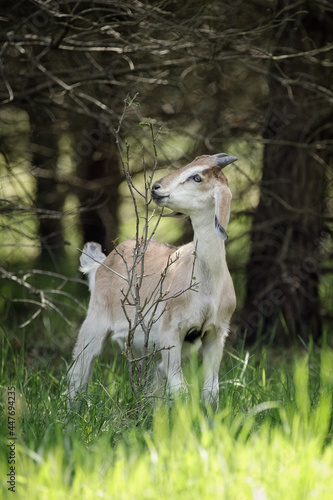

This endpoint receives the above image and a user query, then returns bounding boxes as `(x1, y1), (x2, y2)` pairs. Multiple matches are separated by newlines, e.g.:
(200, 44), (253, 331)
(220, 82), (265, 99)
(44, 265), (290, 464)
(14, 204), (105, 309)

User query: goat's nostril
(152, 182), (161, 191)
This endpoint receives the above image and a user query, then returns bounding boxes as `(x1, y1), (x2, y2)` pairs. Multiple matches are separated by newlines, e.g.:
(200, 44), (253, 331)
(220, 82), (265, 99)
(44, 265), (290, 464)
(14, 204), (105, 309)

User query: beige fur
(68, 153), (237, 406)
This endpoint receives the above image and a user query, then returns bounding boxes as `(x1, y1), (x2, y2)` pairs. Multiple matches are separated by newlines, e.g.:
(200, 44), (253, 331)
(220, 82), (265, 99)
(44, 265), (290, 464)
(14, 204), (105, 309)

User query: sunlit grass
(1, 332), (332, 499)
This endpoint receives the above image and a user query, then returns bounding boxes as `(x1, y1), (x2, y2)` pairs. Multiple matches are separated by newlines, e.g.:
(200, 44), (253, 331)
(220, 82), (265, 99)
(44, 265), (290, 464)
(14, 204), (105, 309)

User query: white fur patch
(79, 242), (106, 292)
(176, 165), (208, 184)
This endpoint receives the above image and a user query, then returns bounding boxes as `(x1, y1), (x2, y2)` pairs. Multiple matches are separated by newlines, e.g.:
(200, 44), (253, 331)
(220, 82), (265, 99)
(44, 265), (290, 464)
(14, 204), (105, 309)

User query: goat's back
(93, 239), (193, 311)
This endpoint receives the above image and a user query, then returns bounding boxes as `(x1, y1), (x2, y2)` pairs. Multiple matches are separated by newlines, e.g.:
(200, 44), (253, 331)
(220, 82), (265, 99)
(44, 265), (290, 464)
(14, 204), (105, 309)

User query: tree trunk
(74, 122), (121, 254)
(33, 121), (66, 264)
(240, 1), (333, 345)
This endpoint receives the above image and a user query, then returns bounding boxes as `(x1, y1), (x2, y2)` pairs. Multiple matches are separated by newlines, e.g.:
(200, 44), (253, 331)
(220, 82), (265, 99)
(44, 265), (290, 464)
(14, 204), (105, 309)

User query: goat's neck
(190, 213), (226, 280)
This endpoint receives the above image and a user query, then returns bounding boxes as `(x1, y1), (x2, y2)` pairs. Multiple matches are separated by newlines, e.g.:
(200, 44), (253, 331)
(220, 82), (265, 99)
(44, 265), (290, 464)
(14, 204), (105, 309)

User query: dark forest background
(1, 0), (333, 365)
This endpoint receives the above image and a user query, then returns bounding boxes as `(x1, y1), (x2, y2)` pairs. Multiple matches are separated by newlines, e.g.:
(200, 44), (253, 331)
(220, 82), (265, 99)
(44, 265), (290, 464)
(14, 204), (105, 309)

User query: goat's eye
(192, 174), (202, 183)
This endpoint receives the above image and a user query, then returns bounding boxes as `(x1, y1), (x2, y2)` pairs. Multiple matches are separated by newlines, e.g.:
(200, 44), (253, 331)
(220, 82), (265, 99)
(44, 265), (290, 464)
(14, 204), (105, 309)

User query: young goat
(68, 153), (237, 406)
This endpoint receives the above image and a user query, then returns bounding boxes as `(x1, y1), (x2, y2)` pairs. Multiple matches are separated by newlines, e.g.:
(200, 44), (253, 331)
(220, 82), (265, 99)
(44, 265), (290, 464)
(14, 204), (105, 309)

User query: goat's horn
(211, 153), (238, 168)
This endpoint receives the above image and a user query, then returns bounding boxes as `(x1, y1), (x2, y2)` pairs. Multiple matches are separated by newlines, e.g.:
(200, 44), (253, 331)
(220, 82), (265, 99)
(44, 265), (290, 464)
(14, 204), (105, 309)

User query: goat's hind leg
(67, 308), (110, 402)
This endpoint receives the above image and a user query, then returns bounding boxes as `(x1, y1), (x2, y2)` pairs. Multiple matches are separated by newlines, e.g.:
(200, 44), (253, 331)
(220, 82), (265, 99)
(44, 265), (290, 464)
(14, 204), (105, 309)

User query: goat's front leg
(201, 328), (227, 408)
(160, 331), (187, 401)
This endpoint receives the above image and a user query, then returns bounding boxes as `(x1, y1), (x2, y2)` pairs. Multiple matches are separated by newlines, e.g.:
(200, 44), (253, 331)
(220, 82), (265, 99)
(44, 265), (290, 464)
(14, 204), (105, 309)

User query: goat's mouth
(151, 193), (170, 205)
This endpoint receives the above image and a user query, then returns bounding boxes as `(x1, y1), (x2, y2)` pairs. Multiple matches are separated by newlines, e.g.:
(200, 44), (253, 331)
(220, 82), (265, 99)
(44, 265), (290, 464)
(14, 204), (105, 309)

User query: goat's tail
(79, 242), (106, 291)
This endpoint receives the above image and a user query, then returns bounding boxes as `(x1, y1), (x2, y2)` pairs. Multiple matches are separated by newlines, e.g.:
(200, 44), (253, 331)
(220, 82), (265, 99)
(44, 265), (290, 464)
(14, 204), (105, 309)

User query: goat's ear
(213, 186), (232, 240)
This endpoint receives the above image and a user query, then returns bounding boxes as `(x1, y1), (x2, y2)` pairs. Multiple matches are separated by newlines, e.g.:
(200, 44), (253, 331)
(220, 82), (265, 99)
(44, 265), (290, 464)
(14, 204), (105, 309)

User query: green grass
(1, 328), (333, 499)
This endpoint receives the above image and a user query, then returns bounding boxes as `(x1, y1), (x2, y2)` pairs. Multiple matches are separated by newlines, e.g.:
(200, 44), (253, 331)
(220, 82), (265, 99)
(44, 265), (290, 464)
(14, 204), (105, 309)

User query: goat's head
(152, 153), (237, 240)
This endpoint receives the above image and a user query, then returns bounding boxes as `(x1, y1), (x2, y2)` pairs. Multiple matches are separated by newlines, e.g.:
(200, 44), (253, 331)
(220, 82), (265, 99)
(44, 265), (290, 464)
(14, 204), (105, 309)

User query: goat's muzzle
(151, 182), (170, 204)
